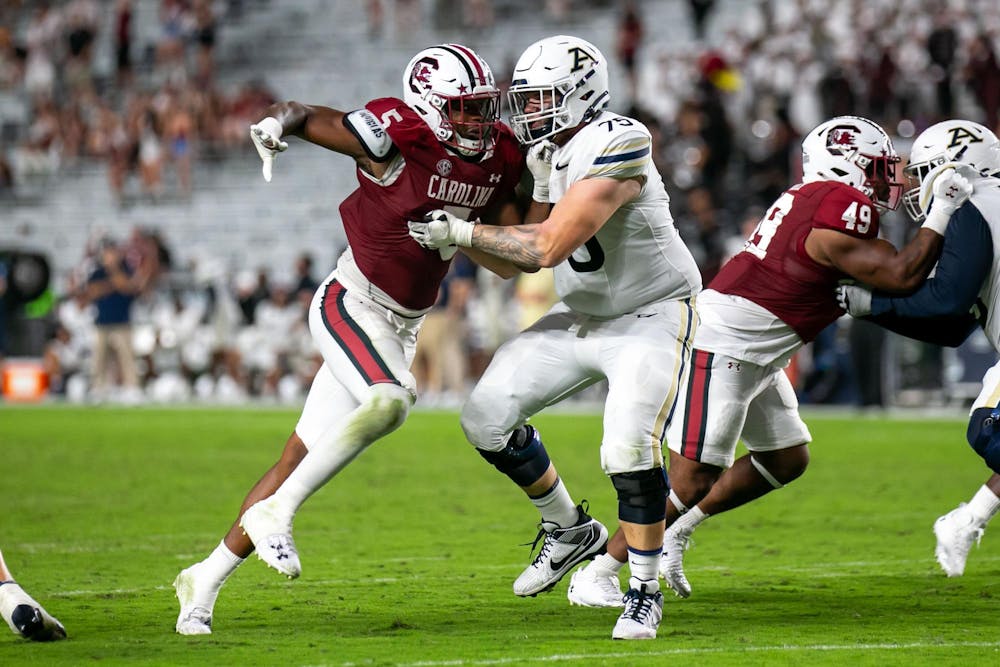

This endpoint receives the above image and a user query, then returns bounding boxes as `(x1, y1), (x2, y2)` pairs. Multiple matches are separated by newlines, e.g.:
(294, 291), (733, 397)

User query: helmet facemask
(861, 154), (903, 212)
(441, 92), (500, 156)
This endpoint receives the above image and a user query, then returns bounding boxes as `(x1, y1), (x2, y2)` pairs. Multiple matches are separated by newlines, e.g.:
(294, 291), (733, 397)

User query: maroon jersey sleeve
(708, 181), (881, 342)
(809, 183), (881, 240)
(365, 97), (441, 172)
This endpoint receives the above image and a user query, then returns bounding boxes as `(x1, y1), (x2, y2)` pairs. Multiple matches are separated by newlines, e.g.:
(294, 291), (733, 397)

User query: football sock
(592, 552), (625, 574)
(529, 477), (579, 528)
(668, 489), (689, 514)
(968, 485), (1000, 523)
(627, 547), (662, 583)
(194, 541), (245, 606)
(672, 506), (707, 534)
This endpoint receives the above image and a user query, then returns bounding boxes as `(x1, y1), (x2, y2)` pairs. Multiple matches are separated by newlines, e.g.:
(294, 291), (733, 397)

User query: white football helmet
(402, 44), (500, 156)
(507, 35), (610, 145)
(801, 116), (903, 211)
(903, 119), (1000, 221)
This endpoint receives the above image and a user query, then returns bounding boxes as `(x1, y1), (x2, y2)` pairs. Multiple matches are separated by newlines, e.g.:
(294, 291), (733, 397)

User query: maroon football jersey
(338, 97), (524, 311)
(709, 180), (880, 342)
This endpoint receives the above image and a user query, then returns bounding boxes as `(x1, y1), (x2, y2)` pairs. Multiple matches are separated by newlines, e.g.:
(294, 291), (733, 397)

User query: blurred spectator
(191, 0), (218, 84)
(965, 34), (1000, 130)
(926, 12), (957, 118)
(616, 1), (644, 105)
(688, 0), (715, 41)
(0, 258), (7, 358)
(293, 253), (318, 302)
(63, 0), (99, 92)
(367, 0), (384, 37)
(23, 2), (61, 100)
(114, 0), (134, 88)
(413, 254), (475, 405)
(85, 238), (149, 402)
(462, 0), (494, 32)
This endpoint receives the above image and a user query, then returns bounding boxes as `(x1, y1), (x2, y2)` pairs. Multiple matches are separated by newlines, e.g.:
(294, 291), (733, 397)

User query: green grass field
(0, 406), (997, 666)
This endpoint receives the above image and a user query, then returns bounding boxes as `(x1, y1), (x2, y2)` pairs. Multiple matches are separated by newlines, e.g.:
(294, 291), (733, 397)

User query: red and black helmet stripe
(439, 43), (487, 87)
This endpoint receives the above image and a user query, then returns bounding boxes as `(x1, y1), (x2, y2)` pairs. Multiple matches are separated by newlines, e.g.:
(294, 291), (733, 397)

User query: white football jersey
(545, 110), (702, 317)
(972, 176), (1000, 350)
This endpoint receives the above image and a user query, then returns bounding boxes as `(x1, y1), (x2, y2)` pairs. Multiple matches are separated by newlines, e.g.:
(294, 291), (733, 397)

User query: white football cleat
(567, 565), (624, 608)
(240, 497), (301, 579)
(659, 524), (692, 598)
(0, 582), (66, 641)
(612, 577), (663, 640)
(934, 503), (986, 577)
(173, 566), (214, 635)
(513, 504), (608, 597)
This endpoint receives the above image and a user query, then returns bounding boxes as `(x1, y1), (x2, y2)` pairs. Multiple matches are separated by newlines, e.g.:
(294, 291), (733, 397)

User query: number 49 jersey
(545, 110), (702, 317)
(709, 180), (879, 343)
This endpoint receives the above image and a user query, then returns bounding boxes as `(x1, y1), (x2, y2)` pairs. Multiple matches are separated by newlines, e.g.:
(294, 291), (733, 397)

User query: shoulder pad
(343, 108), (396, 162)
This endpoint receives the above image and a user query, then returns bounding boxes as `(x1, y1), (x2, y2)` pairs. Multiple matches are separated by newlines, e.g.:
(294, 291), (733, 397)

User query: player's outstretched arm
(250, 102), (375, 181)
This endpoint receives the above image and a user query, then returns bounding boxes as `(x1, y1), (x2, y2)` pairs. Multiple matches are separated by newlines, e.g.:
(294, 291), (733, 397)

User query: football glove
(526, 140), (556, 203)
(250, 117), (288, 183)
(835, 283), (872, 317)
(407, 209), (475, 250)
(920, 164), (974, 235)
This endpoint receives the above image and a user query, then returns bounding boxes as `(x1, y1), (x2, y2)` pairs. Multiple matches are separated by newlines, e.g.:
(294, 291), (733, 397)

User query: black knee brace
(611, 467), (668, 524)
(967, 407), (1000, 475)
(477, 425), (551, 487)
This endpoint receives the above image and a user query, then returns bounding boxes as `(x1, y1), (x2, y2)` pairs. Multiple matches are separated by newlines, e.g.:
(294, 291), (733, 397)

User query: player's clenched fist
(250, 117), (288, 182)
(407, 209), (475, 249)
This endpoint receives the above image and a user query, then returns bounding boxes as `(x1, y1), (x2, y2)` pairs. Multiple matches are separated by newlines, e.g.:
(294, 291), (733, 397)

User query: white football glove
(250, 117), (288, 182)
(526, 140), (556, 203)
(835, 283), (872, 317)
(407, 209), (475, 250)
(920, 164), (974, 235)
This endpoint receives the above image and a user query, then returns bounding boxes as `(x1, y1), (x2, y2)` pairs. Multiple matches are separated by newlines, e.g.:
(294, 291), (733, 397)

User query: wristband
(453, 218), (475, 247)
(921, 206), (951, 236)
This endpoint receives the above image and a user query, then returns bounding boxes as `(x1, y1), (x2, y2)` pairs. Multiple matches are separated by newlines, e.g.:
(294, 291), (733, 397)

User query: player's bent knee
(967, 407), (1000, 474)
(749, 445), (809, 489)
(360, 382), (412, 439)
(460, 387), (519, 450)
(611, 468), (668, 524)
(476, 425), (551, 487)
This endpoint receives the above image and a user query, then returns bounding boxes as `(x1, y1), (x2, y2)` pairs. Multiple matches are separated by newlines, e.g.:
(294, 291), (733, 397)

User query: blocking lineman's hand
(250, 117), (288, 182)
(527, 140), (556, 202)
(407, 209), (475, 250)
(928, 167), (973, 216)
(835, 283), (872, 317)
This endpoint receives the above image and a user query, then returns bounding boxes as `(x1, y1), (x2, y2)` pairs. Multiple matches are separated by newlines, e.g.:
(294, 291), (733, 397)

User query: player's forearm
(471, 223), (554, 270)
(868, 230), (944, 293)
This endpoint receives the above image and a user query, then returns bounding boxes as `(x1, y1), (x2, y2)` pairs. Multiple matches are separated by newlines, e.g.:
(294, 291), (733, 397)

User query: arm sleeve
(870, 202), (992, 319)
(343, 108), (397, 163)
(865, 311), (980, 347)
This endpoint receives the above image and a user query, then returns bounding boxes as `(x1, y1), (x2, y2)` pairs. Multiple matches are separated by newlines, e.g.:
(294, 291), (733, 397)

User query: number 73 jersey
(709, 180), (880, 343)
(545, 110), (702, 317)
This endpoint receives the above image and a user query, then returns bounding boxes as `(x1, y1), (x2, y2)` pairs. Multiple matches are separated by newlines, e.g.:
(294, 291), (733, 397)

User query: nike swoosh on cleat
(549, 528), (600, 571)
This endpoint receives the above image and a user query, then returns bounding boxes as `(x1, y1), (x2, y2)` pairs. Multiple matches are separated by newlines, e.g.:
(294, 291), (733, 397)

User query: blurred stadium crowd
(1, 0), (999, 406)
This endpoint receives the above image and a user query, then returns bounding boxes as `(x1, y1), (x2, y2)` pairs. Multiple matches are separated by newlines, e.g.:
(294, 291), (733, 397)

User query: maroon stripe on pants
(681, 349), (714, 461)
(320, 281), (397, 386)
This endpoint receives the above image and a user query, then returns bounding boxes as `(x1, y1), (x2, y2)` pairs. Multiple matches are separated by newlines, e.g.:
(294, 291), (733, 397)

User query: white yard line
(333, 642), (1000, 667)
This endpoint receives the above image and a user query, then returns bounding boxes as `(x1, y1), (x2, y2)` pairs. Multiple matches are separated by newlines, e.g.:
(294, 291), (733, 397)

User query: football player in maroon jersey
(0, 548), (65, 641)
(568, 116), (973, 606)
(173, 44), (527, 635)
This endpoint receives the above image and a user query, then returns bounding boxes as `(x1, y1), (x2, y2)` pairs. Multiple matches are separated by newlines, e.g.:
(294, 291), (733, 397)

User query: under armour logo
(728, 361), (741, 372)
(947, 185), (959, 197)
(489, 173), (501, 183)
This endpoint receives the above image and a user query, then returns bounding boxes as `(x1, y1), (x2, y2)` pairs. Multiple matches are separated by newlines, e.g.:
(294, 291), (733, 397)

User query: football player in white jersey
(838, 120), (1000, 577)
(409, 35), (702, 640)
(0, 548), (65, 641)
